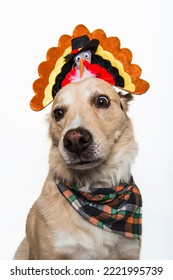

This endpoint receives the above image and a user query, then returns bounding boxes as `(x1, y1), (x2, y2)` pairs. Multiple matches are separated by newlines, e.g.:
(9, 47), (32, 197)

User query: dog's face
(50, 77), (131, 171)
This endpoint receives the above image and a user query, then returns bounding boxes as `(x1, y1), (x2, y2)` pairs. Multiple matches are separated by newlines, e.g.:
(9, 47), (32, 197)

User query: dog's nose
(63, 128), (92, 154)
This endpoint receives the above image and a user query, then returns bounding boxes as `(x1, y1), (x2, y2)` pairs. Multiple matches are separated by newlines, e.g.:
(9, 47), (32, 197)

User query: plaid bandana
(56, 177), (142, 240)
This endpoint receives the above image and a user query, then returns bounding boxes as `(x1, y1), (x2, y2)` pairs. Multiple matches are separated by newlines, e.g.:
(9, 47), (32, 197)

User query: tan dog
(14, 77), (140, 260)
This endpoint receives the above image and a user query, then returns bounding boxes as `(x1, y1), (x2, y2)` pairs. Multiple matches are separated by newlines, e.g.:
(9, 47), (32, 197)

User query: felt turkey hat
(30, 24), (150, 111)
(64, 35), (99, 61)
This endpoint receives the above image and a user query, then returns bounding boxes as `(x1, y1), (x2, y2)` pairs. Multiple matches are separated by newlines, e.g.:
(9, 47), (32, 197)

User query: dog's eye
(94, 95), (110, 108)
(53, 109), (65, 121)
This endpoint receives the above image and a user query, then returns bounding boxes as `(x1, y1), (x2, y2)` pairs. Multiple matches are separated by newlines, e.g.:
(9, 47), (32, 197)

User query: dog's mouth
(67, 157), (103, 170)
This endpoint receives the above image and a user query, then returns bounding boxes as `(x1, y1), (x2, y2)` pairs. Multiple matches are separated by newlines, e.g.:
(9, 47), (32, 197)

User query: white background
(0, 0), (173, 260)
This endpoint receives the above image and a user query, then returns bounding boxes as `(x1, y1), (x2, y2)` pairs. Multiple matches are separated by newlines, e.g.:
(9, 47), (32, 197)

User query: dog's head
(49, 77), (137, 183)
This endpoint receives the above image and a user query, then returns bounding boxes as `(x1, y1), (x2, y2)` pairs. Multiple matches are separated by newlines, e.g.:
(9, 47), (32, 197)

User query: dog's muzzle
(63, 128), (92, 155)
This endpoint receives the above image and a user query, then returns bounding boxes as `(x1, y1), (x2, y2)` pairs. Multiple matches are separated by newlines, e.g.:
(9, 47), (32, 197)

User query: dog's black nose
(63, 128), (92, 154)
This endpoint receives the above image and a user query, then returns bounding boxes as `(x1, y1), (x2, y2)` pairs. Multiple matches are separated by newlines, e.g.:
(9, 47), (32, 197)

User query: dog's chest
(53, 219), (119, 259)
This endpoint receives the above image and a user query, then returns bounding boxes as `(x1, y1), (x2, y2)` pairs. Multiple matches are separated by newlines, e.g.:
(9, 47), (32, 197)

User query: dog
(14, 77), (141, 260)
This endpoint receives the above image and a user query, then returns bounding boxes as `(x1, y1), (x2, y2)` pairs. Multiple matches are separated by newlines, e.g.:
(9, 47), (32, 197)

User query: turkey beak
(80, 58), (84, 78)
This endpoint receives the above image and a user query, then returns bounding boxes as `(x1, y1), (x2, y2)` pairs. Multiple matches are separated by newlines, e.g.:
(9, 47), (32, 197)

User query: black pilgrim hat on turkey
(64, 35), (99, 61)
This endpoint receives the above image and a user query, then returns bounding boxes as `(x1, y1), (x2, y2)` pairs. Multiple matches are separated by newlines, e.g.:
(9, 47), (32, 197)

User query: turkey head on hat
(59, 35), (100, 87)
(53, 34), (124, 94)
(30, 24), (149, 111)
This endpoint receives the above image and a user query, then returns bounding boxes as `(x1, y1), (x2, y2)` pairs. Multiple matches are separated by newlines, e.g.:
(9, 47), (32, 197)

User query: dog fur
(14, 77), (140, 260)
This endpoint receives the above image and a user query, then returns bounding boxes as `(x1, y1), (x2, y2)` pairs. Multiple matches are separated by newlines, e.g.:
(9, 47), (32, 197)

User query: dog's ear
(118, 92), (133, 112)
